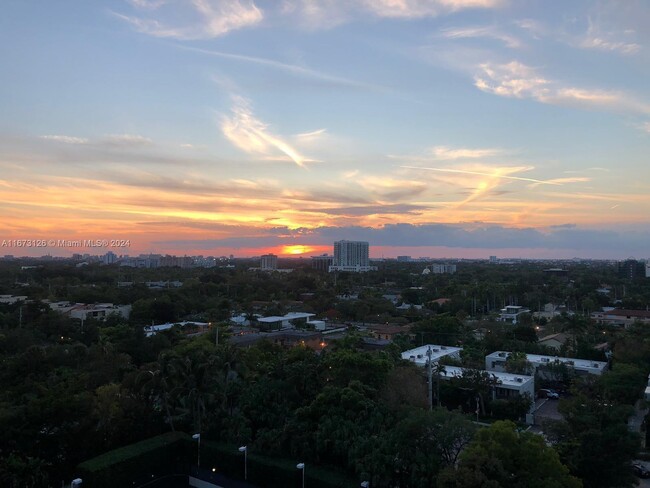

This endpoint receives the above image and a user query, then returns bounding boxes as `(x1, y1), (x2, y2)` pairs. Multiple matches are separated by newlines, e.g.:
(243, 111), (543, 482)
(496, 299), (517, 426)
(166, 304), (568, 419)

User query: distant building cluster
(114, 253), (232, 269)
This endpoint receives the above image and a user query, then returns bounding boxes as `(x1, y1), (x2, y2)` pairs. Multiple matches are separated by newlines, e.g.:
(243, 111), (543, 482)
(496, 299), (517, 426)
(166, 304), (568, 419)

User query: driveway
(533, 398), (563, 425)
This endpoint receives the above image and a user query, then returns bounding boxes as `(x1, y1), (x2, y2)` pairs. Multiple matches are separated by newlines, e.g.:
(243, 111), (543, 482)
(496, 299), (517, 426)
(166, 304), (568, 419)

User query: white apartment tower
(329, 240), (376, 272)
(260, 253), (278, 270)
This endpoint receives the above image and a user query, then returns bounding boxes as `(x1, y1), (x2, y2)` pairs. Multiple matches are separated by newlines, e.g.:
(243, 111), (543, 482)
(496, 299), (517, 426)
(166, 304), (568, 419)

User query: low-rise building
(70, 303), (132, 321)
(439, 366), (535, 406)
(256, 312), (317, 330)
(537, 332), (570, 351)
(401, 345), (462, 366)
(364, 324), (411, 341)
(485, 351), (608, 376)
(144, 321), (209, 337)
(497, 305), (531, 324)
(0, 295), (28, 304)
(48, 301), (131, 321)
(591, 309), (650, 328)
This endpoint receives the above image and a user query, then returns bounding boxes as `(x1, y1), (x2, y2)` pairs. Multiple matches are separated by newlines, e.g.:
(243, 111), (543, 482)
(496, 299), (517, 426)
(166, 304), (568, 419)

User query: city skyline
(2, 1), (650, 259)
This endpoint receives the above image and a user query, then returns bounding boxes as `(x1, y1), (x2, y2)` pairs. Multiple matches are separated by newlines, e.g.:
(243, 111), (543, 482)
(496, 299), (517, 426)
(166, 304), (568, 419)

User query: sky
(1, 0), (650, 259)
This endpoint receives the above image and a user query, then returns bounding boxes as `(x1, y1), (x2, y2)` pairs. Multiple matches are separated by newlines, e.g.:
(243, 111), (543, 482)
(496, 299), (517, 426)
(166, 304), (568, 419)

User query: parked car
(538, 389), (560, 399)
(632, 463), (650, 479)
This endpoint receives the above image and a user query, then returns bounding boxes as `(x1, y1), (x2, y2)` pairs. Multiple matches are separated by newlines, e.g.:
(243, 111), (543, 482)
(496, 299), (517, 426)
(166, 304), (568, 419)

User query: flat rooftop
(257, 312), (315, 323)
(402, 345), (462, 366)
(487, 351), (607, 372)
(441, 366), (534, 387)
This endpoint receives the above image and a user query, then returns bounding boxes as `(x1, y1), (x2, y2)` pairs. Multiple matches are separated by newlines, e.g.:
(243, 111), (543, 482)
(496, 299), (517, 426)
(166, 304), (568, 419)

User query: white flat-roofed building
(439, 366), (535, 406)
(0, 295), (28, 304)
(69, 303), (132, 321)
(485, 351), (608, 376)
(257, 312), (317, 330)
(497, 305), (531, 324)
(144, 321), (209, 337)
(402, 345), (462, 366)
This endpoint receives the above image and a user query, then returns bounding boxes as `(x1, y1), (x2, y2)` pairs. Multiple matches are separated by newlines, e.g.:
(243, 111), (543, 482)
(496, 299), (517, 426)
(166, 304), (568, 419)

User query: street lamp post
(238, 446), (247, 480)
(426, 346), (433, 411)
(192, 433), (201, 468)
(296, 463), (305, 488)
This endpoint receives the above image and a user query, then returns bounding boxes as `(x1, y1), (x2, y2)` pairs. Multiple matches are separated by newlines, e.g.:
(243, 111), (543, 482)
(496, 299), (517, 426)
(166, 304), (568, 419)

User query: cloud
(357, 175), (429, 199)
(579, 36), (640, 55)
(430, 145), (504, 160)
(577, 17), (641, 55)
(40, 133), (153, 147)
(362, 0), (503, 18)
(151, 222), (650, 255)
(474, 60), (650, 114)
(295, 129), (327, 139)
(401, 165), (562, 186)
(181, 46), (386, 91)
(128, 0), (167, 9)
(114, 0), (263, 40)
(221, 96), (314, 167)
(440, 26), (522, 48)
(40, 135), (89, 145)
(281, 0), (504, 29)
(300, 203), (432, 217)
(103, 134), (153, 146)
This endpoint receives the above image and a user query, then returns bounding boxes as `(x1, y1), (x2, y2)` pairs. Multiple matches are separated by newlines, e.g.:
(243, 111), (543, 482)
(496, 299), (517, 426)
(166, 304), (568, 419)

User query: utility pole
(426, 346), (433, 411)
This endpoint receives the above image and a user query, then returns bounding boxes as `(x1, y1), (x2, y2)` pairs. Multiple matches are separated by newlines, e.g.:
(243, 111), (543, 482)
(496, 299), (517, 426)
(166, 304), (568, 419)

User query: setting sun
(282, 245), (313, 255)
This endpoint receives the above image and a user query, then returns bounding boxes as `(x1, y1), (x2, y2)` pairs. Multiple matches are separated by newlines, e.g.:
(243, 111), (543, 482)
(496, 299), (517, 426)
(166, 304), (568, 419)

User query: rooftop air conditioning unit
(593, 363), (600, 368)
(432, 348), (439, 352)
(541, 358), (549, 362)
(498, 352), (506, 357)
(516, 378), (523, 383)
(417, 354), (423, 359)
(441, 346), (447, 350)
(409, 355), (415, 360)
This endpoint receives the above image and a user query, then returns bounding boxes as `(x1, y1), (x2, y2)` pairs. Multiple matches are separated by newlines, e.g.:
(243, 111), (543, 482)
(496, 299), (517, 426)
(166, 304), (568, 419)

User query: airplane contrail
(400, 166), (563, 185)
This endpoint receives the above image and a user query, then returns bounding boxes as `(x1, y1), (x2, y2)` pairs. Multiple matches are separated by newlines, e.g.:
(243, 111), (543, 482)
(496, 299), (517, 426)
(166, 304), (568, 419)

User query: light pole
(238, 446), (247, 481)
(192, 433), (201, 468)
(296, 463), (305, 488)
(426, 346), (433, 411)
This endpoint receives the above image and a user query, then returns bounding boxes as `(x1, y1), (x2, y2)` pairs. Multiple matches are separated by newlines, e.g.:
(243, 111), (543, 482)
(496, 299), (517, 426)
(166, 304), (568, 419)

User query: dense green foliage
(1, 258), (650, 486)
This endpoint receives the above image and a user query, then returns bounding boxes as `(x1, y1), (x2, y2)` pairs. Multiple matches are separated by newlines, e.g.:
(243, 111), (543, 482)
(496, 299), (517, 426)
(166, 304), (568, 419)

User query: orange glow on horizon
(280, 244), (317, 255)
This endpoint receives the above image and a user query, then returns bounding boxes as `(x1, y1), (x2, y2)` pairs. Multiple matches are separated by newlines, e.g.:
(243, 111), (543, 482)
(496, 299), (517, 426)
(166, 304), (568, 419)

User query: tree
(599, 363), (645, 405)
(438, 420), (581, 488)
(549, 394), (640, 488)
(505, 351), (533, 375)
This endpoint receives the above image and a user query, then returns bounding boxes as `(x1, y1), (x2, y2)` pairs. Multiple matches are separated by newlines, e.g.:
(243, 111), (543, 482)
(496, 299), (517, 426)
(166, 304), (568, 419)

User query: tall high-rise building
(260, 253), (278, 270)
(329, 240), (376, 272)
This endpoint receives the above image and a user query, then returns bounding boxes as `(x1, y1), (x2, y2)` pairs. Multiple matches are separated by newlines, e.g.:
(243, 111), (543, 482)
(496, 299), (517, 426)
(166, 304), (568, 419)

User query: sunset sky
(1, 0), (649, 259)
